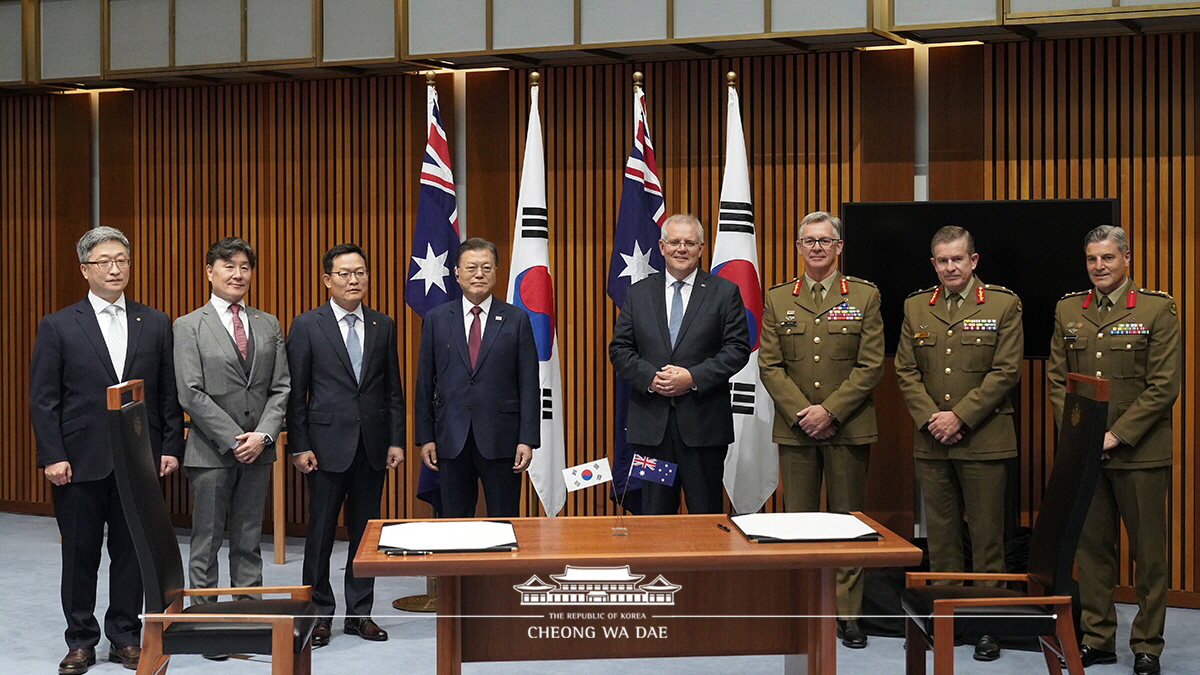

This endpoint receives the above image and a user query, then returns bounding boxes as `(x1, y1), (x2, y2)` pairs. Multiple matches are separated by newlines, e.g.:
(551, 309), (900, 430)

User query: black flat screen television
(840, 199), (1119, 359)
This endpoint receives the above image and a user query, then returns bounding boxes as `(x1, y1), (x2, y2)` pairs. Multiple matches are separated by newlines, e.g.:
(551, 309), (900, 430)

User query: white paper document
(378, 520), (518, 553)
(730, 512), (880, 542)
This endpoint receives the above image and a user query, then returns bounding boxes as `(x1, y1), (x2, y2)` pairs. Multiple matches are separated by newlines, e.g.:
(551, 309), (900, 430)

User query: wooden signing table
(355, 514), (920, 675)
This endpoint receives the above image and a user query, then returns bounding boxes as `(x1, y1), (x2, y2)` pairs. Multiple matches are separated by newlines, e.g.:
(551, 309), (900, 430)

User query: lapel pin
(495, 315), (503, 321)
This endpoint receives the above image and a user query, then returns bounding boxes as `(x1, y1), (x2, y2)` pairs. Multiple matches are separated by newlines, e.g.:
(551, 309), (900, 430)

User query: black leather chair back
(108, 399), (186, 614)
(1025, 390), (1107, 596)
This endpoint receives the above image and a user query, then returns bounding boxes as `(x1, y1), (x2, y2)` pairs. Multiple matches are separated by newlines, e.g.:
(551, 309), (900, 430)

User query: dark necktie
(468, 306), (483, 368)
(230, 304), (248, 359)
(947, 293), (962, 321)
(811, 281), (824, 307)
(1099, 295), (1112, 318)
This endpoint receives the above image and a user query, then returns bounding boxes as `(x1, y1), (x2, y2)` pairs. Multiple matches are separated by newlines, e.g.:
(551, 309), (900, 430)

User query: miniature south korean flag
(562, 459), (613, 492)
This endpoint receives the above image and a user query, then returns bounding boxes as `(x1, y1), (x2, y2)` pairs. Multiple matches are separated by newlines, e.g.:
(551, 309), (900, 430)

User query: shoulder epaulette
(769, 279), (797, 291)
(843, 275), (877, 288)
(907, 285), (937, 299)
(1060, 290), (1090, 300)
(1138, 288), (1174, 300)
(984, 284), (1015, 295)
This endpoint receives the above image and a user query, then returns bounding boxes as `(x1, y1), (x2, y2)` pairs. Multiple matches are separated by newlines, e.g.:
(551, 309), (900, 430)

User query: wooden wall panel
(931, 36), (1198, 604)
(113, 76), (427, 530)
(0, 93), (90, 515)
(492, 53), (909, 519)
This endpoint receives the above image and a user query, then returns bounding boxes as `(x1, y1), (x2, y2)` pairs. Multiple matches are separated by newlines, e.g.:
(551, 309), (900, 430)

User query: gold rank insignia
(913, 331), (930, 339)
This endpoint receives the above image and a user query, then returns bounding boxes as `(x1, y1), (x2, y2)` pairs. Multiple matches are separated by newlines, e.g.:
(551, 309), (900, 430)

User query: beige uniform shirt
(894, 277), (1024, 461)
(758, 272), (885, 446)
(1047, 278), (1179, 469)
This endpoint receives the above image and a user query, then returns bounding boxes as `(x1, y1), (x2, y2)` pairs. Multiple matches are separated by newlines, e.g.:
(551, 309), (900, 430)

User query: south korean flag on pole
(506, 74), (567, 516)
(711, 74), (778, 514)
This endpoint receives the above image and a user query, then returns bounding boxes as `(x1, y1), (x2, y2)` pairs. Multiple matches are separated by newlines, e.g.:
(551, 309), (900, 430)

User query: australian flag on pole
(406, 80), (463, 513)
(606, 82), (666, 514)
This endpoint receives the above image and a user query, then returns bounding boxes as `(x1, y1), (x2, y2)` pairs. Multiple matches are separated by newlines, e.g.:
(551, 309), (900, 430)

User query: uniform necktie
(344, 313), (362, 383)
(468, 306), (483, 368)
(1099, 295), (1112, 318)
(230, 303), (248, 359)
(947, 293), (962, 321)
(811, 281), (824, 306)
(669, 280), (685, 348)
(104, 305), (126, 380)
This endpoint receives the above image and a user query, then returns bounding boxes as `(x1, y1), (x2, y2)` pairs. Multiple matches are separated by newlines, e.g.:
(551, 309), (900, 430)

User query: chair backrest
(108, 391), (186, 614)
(1026, 378), (1108, 595)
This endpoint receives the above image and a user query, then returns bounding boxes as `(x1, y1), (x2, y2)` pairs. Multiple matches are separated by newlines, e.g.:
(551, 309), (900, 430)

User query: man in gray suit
(174, 237), (289, 624)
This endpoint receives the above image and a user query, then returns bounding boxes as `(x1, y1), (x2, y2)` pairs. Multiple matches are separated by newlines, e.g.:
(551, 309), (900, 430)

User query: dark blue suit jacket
(285, 303), (405, 472)
(30, 297), (184, 482)
(608, 270), (751, 447)
(414, 297), (540, 459)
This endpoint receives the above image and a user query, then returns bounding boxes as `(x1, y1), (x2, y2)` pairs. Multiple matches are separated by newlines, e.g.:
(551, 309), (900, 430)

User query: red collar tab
(791, 279), (803, 296)
(1081, 290), (1093, 309)
(975, 285), (986, 304)
(1126, 289), (1137, 309)
(928, 286), (942, 306)
(839, 277), (849, 295)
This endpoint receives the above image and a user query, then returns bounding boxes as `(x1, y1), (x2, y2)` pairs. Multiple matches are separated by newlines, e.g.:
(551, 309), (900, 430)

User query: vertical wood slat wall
(502, 55), (862, 517)
(122, 77), (427, 528)
(0, 96), (53, 512)
(934, 36), (1197, 602)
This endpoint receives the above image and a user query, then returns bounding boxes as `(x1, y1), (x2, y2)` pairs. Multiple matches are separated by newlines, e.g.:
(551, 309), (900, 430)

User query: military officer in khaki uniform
(1048, 225), (1179, 675)
(894, 226), (1023, 663)
(759, 211), (884, 649)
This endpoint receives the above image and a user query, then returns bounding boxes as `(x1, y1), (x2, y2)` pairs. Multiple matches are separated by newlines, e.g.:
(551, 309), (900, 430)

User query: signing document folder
(730, 512), (881, 542)
(378, 520), (518, 554)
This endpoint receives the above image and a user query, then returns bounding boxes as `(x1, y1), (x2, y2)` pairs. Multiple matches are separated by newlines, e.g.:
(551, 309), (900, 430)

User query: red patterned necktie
(468, 306), (482, 368)
(230, 304), (248, 359)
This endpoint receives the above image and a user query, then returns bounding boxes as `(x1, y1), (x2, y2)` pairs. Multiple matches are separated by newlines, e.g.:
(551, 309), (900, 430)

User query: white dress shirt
(664, 268), (699, 316)
(88, 291), (127, 380)
(209, 293), (251, 341)
(461, 295), (495, 338)
(329, 300), (365, 348)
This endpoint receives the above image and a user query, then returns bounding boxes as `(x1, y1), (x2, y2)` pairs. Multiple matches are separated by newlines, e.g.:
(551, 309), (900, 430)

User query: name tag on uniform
(1063, 335), (1077, 342)
(961, 319), (998, 331)
(913, 331), (930, 339)
(780, 320), (797, 327)
(827, 302), (863, 321)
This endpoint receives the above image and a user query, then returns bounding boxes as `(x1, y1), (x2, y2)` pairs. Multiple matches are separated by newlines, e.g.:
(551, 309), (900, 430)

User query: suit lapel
(317, 304), (356, 384)
(245, 306), (272, 382)
(450, 302), (471, 371)
(73, 300), (118, 383)
(361, 307), (380, 381)
(930, 287), (953, 325)
(673, 270), (710, 350)
(652, 274), (671, 349)
(200, 303), (247, 382)
(123, 301), (146, 376)
(813, 272), (843, 316)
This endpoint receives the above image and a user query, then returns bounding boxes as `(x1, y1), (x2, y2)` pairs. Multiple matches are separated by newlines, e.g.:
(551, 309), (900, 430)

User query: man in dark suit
(415, 237), (539, 518)
(31, 226), (184, 674)
(608, 213), (751, 515)
(286, 244), (404, 646)
(173, 238), (289, 620)
(1048, 225), (1179, 675)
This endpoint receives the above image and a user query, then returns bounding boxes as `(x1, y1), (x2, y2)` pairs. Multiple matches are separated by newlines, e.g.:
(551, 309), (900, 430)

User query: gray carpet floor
(4, 511), (1196, 674)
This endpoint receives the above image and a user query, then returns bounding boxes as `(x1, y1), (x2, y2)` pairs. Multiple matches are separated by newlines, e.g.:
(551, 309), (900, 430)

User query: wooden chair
(901, 373), (1109, 675)
(107, 380), (317, 675)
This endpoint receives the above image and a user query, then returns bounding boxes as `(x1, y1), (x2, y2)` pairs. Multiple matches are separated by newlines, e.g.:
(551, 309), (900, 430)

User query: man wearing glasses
(609, 214), (751, 515)
(31, 226), (184, 674)
(894, 226), (1023, 663)
(415, 238), (539, 518)
(286, 244), (405, 645)
(758, 211), (884, 648)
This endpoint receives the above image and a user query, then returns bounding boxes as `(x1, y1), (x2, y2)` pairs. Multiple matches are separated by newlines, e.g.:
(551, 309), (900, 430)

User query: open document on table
(730, 512), (881, 542)
(378, 520), (518, 554)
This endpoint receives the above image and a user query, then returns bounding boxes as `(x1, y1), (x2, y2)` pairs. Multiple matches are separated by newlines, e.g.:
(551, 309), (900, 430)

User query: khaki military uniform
(894, 278), (1023, 582)
(759, 271), (884, 618)
(1048, 278), (1179, 657)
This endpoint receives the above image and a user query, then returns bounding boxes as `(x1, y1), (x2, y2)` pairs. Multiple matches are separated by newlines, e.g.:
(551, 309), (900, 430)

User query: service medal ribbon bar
(961, 318), (998, 331)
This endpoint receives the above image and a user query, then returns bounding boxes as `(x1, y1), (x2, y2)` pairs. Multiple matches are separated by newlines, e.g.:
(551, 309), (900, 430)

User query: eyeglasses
(663, 239), (701, 250)
(799, 237), (840, 249)
(461, 264), (496, 275)
(83, 259), (131, 271)
(332, 270), (369, 281)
